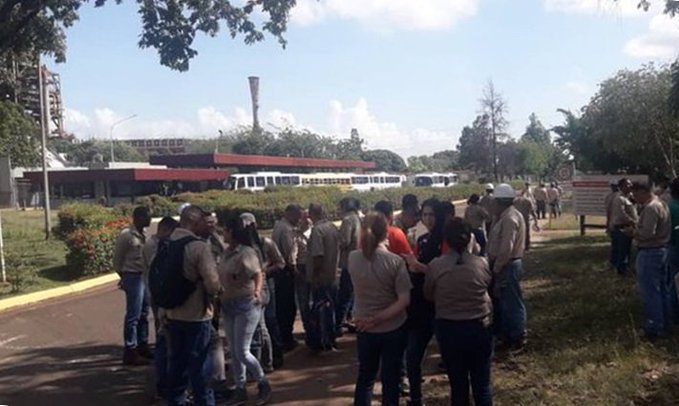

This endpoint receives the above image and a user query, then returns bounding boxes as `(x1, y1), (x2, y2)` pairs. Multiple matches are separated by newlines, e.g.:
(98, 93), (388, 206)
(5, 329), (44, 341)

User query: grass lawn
(0, 209), (70, 299)
(424, 233), (679, 405)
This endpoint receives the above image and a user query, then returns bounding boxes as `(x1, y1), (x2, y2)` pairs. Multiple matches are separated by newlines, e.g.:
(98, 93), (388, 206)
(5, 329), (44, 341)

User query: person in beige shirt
(630, 181), (672, 338)
(271, 204), (302, 350)
(465, 194), (491, 255)
(163, 205), (222, 405)
(424, 218), (493, 405)
(113, 206), (152, 366)
(487, 184), (527, 349)
(479, 184), (495, 233)
(610, 178), (638, 275)
(348, 212), (411, 406)
(533, 184), (548, 220)
(217, 214), (272, 404)
(307, 203), (340, 352)
(547, 183), (561, 218)
(514, 195), (540, 251)
(337, 197), (362, 334)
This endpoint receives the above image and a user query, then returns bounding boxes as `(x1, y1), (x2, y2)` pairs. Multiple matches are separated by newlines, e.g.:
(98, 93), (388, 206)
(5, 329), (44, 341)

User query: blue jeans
(436, 319), (493, 406)
(307, 285), (337, 350)
(335, 267), (354, 330)
(406, 318), (434, 403)
(120, 272), (149, 349)
(295, 265), (312, 334)
(493, 259), (527, 343)
(354, 325), (408, 406)
(668, 246), (679, 323)
(222, 297), (267, 388)
(166, 320), (214, 406)
(251, 305), (273, 369)
(472, 228), (487, 256)
(636, 248), (671, 336)
(264, 277), (283, 352)
(611, 228), (633, 274)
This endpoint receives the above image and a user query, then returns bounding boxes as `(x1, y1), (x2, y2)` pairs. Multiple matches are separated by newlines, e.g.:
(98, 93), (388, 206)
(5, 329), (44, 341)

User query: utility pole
(38, 62), (52, 239)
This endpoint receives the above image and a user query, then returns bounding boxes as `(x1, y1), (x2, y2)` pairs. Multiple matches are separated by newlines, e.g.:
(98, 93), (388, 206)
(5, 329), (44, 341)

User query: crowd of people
(112, 182), (554, 406)
(605, 178), (679, 340)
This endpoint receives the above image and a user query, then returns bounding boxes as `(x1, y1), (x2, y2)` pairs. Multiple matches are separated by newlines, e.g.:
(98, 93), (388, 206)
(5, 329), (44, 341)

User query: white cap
(494, 183), (516, 199)
(177, 202), (191, 215)
(240, 212), (257, 227)
(485, 183), (494, 190)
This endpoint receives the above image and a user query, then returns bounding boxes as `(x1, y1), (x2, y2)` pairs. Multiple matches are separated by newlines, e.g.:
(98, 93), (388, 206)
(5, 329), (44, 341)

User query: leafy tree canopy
(0, 100), (40, 167)
(0, 0), (297, 71)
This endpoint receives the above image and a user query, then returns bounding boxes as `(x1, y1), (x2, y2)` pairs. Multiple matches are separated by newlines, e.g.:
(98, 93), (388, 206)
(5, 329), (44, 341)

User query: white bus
(351, 173), (406, 191)
(227, 171), (406, 192)
(413, 172), (459, 188)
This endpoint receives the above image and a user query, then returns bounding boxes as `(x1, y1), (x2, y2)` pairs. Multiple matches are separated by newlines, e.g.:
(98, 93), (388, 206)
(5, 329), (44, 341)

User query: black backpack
(149, 236), (200, 309)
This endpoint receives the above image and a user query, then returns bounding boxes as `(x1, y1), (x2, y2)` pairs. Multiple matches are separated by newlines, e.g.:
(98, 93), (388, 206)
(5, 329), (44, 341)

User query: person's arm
(402, 253), (429, 273)
(279, 227), (297, 267)
(253, 271), (264, 304)
(423, 265), (436, 302)
(197, 243), (221, 296)
(112, 233), (128, 275)
(339, 217), (353, 250)
(264, 239), (285, 274)
(492, 218), (517, 275)
(355, 292), (410, 332)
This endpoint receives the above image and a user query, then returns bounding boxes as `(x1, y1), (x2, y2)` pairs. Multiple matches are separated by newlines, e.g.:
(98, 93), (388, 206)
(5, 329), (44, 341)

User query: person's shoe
(122, 347), (150, 366)
(399, 379), (410, 397)
(256, 380), (272, 405)
(224, 387), (247, 406)
(137, 343), (154, 359)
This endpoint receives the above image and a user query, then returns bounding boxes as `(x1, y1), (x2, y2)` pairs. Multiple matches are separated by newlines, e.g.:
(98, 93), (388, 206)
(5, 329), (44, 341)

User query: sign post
(572, 175), (648, 235)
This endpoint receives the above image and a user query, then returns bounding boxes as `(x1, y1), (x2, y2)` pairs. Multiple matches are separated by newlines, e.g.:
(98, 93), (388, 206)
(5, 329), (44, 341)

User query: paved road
(0, 280), (448, 406)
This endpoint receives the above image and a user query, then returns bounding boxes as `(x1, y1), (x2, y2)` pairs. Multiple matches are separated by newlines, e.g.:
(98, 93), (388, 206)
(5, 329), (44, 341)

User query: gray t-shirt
(348, 246), (412, 333)
(308, 219), (340, 287)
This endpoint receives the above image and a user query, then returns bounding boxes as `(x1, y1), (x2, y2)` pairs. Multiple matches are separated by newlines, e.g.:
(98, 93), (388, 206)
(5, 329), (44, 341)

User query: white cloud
(544, 0), (645, 16)
(327, 98), (456, 158)
(291, 0), (479, 31)
(624, 13), (679, 58)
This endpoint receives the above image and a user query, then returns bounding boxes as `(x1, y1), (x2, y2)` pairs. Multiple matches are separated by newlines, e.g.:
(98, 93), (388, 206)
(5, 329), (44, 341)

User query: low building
(23, 166), (228, 208)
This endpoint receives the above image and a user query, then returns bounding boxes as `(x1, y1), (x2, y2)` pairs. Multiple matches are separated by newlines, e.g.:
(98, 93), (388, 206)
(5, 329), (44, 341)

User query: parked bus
(227, 171), (405, 192)
(413, 172), (459, 188)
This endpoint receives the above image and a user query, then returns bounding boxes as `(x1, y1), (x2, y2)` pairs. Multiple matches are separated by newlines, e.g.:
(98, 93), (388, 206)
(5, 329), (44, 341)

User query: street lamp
(109, 114), (137, 163)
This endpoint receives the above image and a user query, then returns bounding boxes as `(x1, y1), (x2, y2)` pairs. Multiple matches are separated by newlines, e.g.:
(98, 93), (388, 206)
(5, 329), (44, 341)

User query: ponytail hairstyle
(361, 212), (389, 260)
(444, 217), (472, 264)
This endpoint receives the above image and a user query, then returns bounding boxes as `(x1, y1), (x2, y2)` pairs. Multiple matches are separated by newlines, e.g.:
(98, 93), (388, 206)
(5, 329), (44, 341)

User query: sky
(50, 0), (679, 159)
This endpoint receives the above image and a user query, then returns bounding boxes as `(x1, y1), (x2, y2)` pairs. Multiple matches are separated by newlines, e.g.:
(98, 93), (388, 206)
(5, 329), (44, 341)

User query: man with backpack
(150, 205), (222, 406)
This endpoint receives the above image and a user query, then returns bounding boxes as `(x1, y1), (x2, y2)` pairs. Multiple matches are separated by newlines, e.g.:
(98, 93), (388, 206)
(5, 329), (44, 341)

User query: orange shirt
(387, 226), (413, 257)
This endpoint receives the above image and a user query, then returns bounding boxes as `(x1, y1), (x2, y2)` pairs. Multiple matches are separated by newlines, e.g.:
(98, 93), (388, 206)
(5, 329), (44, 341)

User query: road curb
(0, 273), (118, 313)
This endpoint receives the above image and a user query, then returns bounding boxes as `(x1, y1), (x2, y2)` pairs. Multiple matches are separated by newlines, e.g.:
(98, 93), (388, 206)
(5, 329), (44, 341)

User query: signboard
(572, 175), (648, 216)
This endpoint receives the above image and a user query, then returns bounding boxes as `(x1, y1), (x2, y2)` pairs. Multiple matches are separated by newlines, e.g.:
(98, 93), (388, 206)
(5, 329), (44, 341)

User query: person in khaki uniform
(604, 180), (620, 268)
(307, 203), (340, 352)
(336, 197), (362, 335)
(630, 182), (672, 339)
(610, 178), (639, 275)
(425, 218), (493, 406)
(113, 206), (152, 366)
(487, 184), (527, 350)
(479, 184), (495, 233)
(465, 194), (491, 256)
(165, 205), (222, 406)
(514, 195), (540, 251)
(533, 184), (548, 219)
(349, 212), (412, 406)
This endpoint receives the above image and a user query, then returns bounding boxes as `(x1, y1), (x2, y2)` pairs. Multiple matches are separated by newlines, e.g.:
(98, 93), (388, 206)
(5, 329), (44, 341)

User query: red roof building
(23, 167), (228, 207)
(149, 153), (376, 172)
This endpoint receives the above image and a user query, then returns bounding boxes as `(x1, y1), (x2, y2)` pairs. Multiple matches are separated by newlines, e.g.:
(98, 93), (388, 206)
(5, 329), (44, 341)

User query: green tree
(50, 138), (145, 165)
(362, 149), (406, 172)
(458, 114), (492, 174)
(0, 0), (297, 71)
(0, 100), (40, 167)
(335, 129), (365, 161)
(231, 128), (276, 155)
(480, 80), (509, 181)
(521, 113), (551, 145)
(582, 64), (677, 176)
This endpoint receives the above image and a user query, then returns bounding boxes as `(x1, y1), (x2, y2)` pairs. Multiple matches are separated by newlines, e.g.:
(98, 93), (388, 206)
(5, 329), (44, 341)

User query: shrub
(55, 203), (117, 240)
(5, 251), (37, 293)
(64, 217), (128, 278)
(134, 195), (177, 217)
